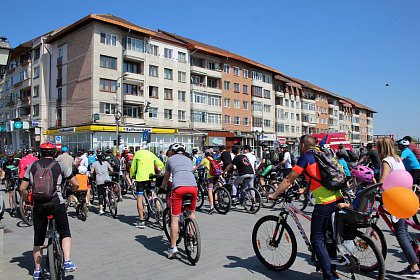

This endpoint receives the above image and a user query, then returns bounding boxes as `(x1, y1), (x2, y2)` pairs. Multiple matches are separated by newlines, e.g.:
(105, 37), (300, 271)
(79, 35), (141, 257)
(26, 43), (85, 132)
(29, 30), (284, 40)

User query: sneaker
(64, 260), (77, 272)
(398, 266), (420, 278)
(136, 220), (145, 229)
(208, 208), (215, 214)
(166, 247), (179, 259)
(99, 209), (105, 215)
(33, 269), (42, 280)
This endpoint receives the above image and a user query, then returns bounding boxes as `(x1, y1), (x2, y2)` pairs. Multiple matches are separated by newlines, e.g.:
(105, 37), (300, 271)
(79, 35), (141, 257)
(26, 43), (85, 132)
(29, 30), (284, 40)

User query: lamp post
(115, 73), (128, 154)
(0, 36), (12, 79)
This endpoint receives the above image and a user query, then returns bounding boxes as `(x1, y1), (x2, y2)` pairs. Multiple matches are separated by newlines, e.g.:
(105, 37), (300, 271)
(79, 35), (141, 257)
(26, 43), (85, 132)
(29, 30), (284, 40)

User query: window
(251, 86), (263, 97)
(33, 104), (39, 116)
(208, 95), (221, 106)
(243, 85), (248, 94)
(285, 112), (289, 118)
(164, 68), (173, 80)
(99, 79), (117, 92)
(234, 116), (240, 125)
(207, 61), (218, 70)
(252, 102), (263, 112)
(149, 107), (158, 118)
(252, 71), (263, 81)
(291, 113), (295, 120)
(147, 44), (159, 56)
(33, 85), (39, 98)
(191, 57), (204, 67)
(123, 61), (141, 74)
(164, 48), (173, 59)
(264, 119), (271, 128)
(224, 81), (230, 90)
(243, 69), (248, 78)
(100, 55), (117, 70)
(123, 105), (144, 118)
(34, 66), (40, 79)
(149, 65), (158, 77)
(178, 110), (186, 121)
(99, 102), (116, 115)
(233, 67), (239, 76)
(296, 114), (300, 121)
(234, 99), (240, 109)
(234, 83), (239, 92)
(243, 117), (249, 126)
(274, 84), (283, 92)
(263, 75), (271, 83)
(224, 115), (231, 124)
(224, 64), (230, 73)
(100, 33), (117, 46)
(125, 37), (145, 52)
(178, 90), (186, 102)
(264, 104), (271, 113)
(164, 109), (173, 119)
(243, 101), (249, 110)
(178, 52), (187, 63)
(33, 46), (41, 61)
(178, 71), (186, 83)
(285, 99), (289, 107)
(207, 78), (218, 88)
(253, 117), (262, 127)
(291, 100), (294, 108)
(149, 86), (158, 98)
(164, 88), (173, 100)
(224, 98), (230, 107)
(263, 89), (270, 99)
(123, 84), (142, 96)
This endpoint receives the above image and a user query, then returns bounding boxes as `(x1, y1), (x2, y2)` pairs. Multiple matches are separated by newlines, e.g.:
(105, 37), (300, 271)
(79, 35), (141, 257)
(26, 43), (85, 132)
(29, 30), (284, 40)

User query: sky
(2, 0), (419, 140)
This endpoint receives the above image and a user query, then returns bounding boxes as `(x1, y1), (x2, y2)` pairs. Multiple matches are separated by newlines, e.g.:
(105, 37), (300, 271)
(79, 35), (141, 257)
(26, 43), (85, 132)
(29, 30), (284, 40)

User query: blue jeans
(393, 219), (418, 265)
(311, 202), (338, 280)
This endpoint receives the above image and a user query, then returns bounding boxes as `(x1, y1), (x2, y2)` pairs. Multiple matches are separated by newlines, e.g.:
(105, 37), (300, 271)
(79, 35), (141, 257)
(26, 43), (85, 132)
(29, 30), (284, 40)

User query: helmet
(280, 144), (288, 148)
(6, 150), (14, 157)
(61, 147), (68, 152)
(40, 142), (57, 158)
(169, 143), (185, 153)
(192, 148), (198, 154)
(78, 165), (87, 174)
(397, 139), (410, 146)
(96, 151), (104, 160)
(351, 165), (374, 183)
(88, 148), (94, 154)
(25, 148), (34, 155)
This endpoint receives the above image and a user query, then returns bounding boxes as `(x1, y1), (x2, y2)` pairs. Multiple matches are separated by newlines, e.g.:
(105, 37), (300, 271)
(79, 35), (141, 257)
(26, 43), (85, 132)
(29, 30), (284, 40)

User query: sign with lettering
(121, 127), (151, 133)
(59, 127), (75, 133)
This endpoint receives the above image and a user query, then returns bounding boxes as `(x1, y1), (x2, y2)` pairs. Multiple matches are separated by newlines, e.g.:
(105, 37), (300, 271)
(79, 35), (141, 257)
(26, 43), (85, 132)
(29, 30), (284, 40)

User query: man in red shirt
(403, 136), (420, 162)
(18, 148), (38, 180)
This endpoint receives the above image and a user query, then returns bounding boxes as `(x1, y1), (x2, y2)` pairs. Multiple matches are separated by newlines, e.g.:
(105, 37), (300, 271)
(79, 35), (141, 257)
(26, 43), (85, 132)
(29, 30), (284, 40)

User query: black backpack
(307, 150), (347, 191)
(269, 150), (280, 165)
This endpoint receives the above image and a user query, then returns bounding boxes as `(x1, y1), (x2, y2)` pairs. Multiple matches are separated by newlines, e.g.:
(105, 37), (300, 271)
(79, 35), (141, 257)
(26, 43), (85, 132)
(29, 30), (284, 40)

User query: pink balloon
(382, 169), (413, 191)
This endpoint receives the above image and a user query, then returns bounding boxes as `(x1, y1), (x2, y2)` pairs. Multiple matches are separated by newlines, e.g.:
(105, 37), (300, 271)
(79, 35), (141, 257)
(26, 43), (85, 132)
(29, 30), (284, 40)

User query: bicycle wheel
(336, 230), (386, 279)
(252, 215), (297, 271)
(195, 187), (205, 210)
(413, 211), (420, 225)
(213, 186), (231, 215)
(153, 196), (165, 228)
(19, 198), (33, 226)
(290, 192), (308, 211)
(364, 223), (387, 260)
(107, 191), (118, 218)
(90, 187), (95, 204)
(142, 196), (150, 221)
(47, 237), (65, 280)
(80, 203), (88, 221)
(243, 187), (262, 214)
(0, 196), (4, 220)
(162, 208), (182, 245)
(260, 185), (276, 208)
(184, 218), (201, 264)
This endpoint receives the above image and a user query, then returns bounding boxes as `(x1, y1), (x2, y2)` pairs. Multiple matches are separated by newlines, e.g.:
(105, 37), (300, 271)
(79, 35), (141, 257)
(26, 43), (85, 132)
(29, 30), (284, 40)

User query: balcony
(123, 49), (146, 62)
(56, 78), (62, 87)
(20, 96), (31, 105)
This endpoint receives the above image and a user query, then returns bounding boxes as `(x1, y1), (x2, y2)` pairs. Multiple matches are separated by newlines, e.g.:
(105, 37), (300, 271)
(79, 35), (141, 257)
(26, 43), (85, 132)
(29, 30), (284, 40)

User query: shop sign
(262, 133), (277, 141)
(59, 127), (75, 133)
(31, 121), (41, 127)
(208, 137), (225, 146)
(121, 126), (151, 133)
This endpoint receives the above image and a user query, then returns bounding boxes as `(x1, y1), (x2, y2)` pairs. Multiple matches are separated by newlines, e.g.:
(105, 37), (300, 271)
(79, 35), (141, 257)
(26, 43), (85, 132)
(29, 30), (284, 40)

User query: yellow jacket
(130, 150), (164, 182)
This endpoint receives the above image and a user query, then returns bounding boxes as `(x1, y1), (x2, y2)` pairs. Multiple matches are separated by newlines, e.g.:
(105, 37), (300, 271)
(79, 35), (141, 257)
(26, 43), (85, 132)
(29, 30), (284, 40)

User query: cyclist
(219, 145), (234, 172)
(268, 135), (343, 280)
(159, 143), (197, 258)
(377, 137), (420, 278)
(19, 142), (80, 280)
(243, 145), (257, 172)
(130, 145), (164, 228)
(256, 142), (272, 188)
(56, 147), (74, 172)
(87, 149), (97, 169)
(279, 144), (292, 177)
(19, 148), (38, 181)
(223, 146), (255, 207)
(357, 143), (381, 181)
(192, 149), (218, 214)
(397, 138), (420, 184)
(91, 151), (112, 215)
(403, 136), (420, 162)
(2, 150), (19, 215)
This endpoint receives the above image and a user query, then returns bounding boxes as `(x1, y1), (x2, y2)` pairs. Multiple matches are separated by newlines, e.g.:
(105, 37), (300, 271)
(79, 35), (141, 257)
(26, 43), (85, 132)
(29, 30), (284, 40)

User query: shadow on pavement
(16, 220), (32, 228)
(115, 214), (138, 227)
(9, 250), (33, 276)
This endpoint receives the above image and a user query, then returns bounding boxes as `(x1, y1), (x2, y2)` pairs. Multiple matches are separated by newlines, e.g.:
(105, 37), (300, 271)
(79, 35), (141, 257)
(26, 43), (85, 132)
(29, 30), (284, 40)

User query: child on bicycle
(75, 166), (90, 206)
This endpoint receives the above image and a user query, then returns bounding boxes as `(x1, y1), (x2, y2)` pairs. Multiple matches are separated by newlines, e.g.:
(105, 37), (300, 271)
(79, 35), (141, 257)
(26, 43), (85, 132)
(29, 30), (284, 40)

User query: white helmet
(398, 139), (410, 146)
(78, 165), (88, 174)
(169, 143), (185, 153)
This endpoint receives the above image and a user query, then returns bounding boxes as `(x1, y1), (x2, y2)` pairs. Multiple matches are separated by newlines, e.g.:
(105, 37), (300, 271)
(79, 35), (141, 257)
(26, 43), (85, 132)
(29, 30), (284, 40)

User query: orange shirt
(75, 174), (89, 191)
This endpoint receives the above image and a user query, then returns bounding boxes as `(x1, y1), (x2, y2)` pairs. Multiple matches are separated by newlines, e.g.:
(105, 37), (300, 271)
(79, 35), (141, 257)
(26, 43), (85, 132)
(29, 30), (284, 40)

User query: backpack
(32, 161), (58, 202)
(269, 150), (280, 165)
(207, 157), (222, 176)
(308, 150), (347, 191)
(347, 150), (358, 162)
(194, 155), (202, 166)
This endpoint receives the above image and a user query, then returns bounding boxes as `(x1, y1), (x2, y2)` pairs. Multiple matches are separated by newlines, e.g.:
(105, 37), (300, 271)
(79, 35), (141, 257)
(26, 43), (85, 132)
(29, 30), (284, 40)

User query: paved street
(0, 192), (416, 279)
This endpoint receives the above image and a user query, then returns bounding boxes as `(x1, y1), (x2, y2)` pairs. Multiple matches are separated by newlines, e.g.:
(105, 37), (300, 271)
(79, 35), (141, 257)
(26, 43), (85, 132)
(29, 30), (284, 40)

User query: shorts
(171, 186), (198, 216)
(206, 176), (219, 188)
(136, 180), (152, 196)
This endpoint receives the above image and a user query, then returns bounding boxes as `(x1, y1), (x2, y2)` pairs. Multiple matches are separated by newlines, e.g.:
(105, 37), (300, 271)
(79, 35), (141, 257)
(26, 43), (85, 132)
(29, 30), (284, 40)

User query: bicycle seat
(182, 194), (193, 207)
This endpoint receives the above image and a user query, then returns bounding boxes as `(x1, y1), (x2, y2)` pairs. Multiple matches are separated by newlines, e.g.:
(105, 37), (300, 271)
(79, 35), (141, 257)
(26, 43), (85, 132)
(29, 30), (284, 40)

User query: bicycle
(194, 172), (231, 215)
(74, 190), (88, 221)
(142, 186), (165, 228)
(102, 181), (118, 218)
(19, 186), (33, 226)
(44, 214), (65, 280)
(8, 172), (21, 217)
(254, 173), (277, 208)
(163, 193), (201, 264)
(252, 183), (386, 279)
(0, 189), (5, 220)
(194, 169), (207, 210)
(223, 174), (261, 214)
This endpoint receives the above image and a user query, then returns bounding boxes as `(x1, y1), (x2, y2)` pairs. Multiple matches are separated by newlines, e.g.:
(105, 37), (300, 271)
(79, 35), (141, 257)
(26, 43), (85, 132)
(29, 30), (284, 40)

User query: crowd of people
(1, 133), (420, 279)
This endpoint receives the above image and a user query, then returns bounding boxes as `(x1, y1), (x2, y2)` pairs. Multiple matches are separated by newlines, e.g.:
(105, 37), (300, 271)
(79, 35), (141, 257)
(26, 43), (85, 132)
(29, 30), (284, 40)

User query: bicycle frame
(373, 204), (420, 233)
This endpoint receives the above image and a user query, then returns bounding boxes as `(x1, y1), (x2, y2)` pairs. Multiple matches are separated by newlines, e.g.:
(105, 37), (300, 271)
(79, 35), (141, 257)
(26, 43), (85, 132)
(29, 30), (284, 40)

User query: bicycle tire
(47, 237), (64, 280)
(0, 197), (4, 220)
(107, 191), (118, 218)
(213, 186), (231, 215)
(365, 223), (387, 260)
(153, 196), (165, 228)
(80, 203), (88, 221)
(413, 211), (420, 225)
(252, 215), (297, 271)
(162, 208), (182, 245)
(195, 187), (205, 210)
(19, 198), (33, 226)
(90, 186), (95, 204)
(290, 191), (308, 211)
(243, 187), (262, 214)
(185, 218), (201, 264)
(142, 196), (150, 221)
(336, 230), (386, 279)
(260, 185), (276, 208)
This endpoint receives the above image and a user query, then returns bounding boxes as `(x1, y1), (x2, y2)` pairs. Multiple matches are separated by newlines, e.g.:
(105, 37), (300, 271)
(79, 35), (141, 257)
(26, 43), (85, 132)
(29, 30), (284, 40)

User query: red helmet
(40, 142), (56, 150)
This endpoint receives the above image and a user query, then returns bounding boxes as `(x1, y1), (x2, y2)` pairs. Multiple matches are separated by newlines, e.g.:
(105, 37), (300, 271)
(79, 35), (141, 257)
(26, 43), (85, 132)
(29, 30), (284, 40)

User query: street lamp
(0, 36), (12, 79)
(115, 73), (129, 154)
(253, 130), (265, 158)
